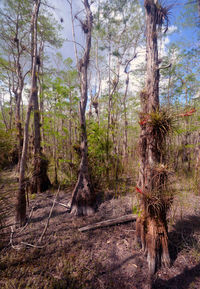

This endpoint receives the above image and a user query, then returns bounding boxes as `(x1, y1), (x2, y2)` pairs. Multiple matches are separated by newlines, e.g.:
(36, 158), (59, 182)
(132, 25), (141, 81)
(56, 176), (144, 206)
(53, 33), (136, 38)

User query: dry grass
(0, 170), (200, 289)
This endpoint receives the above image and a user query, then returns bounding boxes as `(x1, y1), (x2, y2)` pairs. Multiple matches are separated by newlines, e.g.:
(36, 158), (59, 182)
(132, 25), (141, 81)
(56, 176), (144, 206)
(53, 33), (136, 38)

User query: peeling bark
(136, 0), (171, 275)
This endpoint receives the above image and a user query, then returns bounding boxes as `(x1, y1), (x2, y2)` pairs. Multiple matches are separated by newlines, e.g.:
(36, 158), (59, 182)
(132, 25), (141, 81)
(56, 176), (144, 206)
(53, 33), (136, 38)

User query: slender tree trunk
(0, 95), (8, 132)
(106, 38), (112, 183)
(195, 132), (200, 194)
(123, 73), (129, 162)
(70, 0), (95, 216)
(16, 0), (41, 226)
(8, 75), (13, 130)
(53, 98), (58, 185)
(136, 0), (171, 276)
(14, 11), (26, 170)
(94, 36), (101, 124)
(69, 91), (73, 179)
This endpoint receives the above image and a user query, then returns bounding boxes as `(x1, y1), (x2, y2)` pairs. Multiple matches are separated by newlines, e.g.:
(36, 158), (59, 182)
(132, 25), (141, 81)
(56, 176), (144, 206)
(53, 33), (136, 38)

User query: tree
(136, 0), (172, 276)
(0, 0), (32, 167)
(92, 0), (144, 181)
(68, 0), (95, 216)
(16, 0), (41, 226)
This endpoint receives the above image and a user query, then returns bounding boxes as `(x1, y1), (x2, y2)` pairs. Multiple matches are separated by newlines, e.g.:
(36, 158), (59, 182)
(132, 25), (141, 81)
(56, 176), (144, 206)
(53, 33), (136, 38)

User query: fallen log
(78, 214), (137, 232)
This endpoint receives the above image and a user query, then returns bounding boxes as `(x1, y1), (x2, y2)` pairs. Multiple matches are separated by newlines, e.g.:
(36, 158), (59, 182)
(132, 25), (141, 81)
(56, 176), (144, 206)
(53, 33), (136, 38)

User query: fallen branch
(38, 186), (60, 243)
(10, 226), (21, 250)
(78, 214), (137, 232)
(46, 197), (70, 209)
(16, 205), (35, 235)
(21, 241), (45, 248)
(55, 201), (70, 209)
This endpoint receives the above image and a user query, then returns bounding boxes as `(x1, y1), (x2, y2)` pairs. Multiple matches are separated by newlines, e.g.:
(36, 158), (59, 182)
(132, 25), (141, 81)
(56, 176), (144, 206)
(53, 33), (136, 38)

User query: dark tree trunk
(70, 0), (95, 216)
(14, 12), (26, 169)
(15, 88), (23, 169)
(30, 41), (51, 194)
(16, 0), (41, 226)
(136, 0), (171, 276)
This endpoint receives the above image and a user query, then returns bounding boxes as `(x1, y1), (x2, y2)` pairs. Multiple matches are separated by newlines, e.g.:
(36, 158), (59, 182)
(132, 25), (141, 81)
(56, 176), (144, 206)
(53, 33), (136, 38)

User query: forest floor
(0, 169), (200, 289)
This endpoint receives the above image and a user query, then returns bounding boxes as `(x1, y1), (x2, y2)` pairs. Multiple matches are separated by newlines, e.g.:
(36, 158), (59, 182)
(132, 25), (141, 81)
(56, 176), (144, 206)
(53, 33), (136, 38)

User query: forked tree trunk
(136, 0), (171, 276)
(16, 0), (41, 226)
(70, 0), (95, 216)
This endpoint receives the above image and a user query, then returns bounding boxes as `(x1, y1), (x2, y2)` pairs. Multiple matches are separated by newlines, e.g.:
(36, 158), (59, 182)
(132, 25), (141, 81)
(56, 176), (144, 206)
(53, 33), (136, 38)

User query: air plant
(155, 1), (173, 33)
(149, 109), (175, 140)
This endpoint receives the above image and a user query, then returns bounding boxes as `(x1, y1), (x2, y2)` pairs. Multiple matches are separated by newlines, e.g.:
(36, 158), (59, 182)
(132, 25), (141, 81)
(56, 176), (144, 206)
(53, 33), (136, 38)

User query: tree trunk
(16, 0), (41, 226)
(70, 0), (95, 216)
(136, 0), (171, 275)
(195, 132), (200, 194)
(30, 42), (51, 193)
(123, 72), (129, 162)
(15, 88), (23, 169)
(14, 13), (25, 169)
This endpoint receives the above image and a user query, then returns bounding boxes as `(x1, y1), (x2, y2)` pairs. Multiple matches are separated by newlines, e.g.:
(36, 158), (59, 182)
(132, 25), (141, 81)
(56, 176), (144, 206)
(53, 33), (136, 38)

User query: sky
(46, 0), (199, 63)
(1, 0), (199, 102)
(38, 0), (200, 103)
(48, 0), (84, 61)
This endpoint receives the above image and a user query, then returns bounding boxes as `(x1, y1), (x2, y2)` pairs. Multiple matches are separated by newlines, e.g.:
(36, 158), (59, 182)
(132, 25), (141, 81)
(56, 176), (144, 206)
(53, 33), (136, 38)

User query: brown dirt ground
(0, 169), (200, 289)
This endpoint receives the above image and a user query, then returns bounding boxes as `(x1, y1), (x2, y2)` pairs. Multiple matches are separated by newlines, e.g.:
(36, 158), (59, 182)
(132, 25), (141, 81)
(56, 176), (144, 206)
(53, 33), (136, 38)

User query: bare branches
(67, 0), (79, 70)
(65, 39), (85, 51)
(159, 63), (172, 70)
(124, 53), (137, 74)
(9, 187), (60, 251)
(38, 186), (60, 243)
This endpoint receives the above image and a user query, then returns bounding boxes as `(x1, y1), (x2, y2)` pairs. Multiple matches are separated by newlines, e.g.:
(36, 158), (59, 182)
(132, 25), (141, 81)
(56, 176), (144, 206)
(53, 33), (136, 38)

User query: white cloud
(166, 25), (177, 35)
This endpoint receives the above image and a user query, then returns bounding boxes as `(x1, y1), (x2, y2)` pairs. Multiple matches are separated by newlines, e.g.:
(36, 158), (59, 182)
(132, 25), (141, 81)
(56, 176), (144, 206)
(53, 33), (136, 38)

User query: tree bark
(30, 40), (51, 194)
(79, 214), (137, 232)
(123, 72), (129, 162)
(195, 132), (200, 194)
(16, 0), (41, 226)
(14, 14), (24, 169)
(136, 0), (171, 275)
(70, 0), (95, 216)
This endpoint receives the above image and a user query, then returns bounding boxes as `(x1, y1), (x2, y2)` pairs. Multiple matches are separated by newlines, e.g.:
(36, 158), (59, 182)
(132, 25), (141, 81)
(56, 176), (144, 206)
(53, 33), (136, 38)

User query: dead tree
(136, 0), (172, 275)
(69, 0), (95, 216)
(16, 0), (41, 226)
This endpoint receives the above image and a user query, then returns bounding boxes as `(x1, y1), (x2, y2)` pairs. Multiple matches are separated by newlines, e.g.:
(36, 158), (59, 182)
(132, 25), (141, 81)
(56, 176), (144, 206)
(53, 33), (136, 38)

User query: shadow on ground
(153, 215), (200, 289)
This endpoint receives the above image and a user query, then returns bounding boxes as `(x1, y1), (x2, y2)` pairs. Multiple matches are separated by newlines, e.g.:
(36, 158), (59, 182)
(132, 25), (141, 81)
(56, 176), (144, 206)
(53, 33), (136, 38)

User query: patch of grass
(30, 193), (36, 200)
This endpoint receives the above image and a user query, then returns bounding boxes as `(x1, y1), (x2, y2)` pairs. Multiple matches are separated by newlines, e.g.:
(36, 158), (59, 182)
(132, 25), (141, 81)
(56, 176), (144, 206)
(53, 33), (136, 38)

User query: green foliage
(149, 109), (176, 138)
(87, 121), (113, 187)
(0, 127), (15, 169)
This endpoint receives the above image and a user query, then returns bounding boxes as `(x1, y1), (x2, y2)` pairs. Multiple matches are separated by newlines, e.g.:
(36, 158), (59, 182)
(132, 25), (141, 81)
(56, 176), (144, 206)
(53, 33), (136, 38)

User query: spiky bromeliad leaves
(155, 1), (173, 33)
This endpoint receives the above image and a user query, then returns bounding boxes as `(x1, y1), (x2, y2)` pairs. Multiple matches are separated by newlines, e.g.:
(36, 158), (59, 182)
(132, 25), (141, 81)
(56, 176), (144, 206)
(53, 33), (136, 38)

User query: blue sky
(49, 0), (199, 63)
(162, 0), (199, 50)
